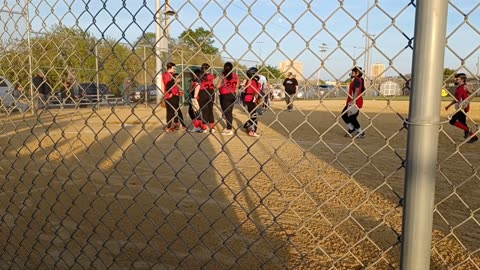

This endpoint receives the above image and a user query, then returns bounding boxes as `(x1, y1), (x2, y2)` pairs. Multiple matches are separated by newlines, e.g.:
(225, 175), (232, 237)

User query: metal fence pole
(95, 44), (100, 109)
(400, 1), (449, 269)
(25, 0), (35, 115)
(155, 0), (164, 104)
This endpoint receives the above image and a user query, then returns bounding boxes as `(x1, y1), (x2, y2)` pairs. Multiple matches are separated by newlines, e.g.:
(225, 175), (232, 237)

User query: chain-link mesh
(0, 0), (479, 269)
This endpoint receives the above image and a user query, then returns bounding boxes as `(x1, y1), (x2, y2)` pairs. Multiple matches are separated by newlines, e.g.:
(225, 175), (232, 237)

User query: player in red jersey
(241, 67), (261, 137)
(342, 67), (365, 138)
(216, 62), (239, 135)
(193, 63), (216, 133)
(445, 73), (478, 143)
(163, 62), (186, 132)
(188, 69), (203, 132)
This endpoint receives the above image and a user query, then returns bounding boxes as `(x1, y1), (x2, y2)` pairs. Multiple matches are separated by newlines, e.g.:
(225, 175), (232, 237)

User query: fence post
(400, 1), (449, 269)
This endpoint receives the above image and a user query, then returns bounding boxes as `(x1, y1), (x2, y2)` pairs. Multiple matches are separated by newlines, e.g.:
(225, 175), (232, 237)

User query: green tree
(259, 65), (283, 80)
(134, 32), (156, 47)
(179, 27), (219, 55)
(444, 68), (455, 77)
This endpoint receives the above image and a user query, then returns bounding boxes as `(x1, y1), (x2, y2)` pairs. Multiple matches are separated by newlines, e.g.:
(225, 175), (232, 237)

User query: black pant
(199, 90), (215, 127)
(245, 101), (259, 132)
(341, 105), (360, 130)
(285, 91), (295, 110)
(220, 93), (236, 129)
(165, 95), (185, 128)
(449, 111), (467, 126)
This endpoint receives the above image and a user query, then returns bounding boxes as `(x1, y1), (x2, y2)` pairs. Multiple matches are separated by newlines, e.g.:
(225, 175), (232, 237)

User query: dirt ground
(0, 99), (479, 269)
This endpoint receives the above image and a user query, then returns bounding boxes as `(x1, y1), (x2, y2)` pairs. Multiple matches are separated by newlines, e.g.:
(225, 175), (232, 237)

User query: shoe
(222, 129), (233, 135)
(165, 127), (175, 133)
(248, 130), (260, 137)
(358, 132), (366, 139)
(190, 127), (202, 132)
(210, 128), (215, 133)
(344, 129), (356, 137)
(467, 136), (478, 144)
(199, 129), (208, 134)
(464, 130), (470, 139)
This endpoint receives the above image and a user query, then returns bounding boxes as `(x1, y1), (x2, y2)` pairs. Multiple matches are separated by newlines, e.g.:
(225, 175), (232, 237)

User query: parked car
(50, 82), (113, 107)
(130, 84), (162, 103)
(78, 83), (111, 102)
(0, 76), (17, 111)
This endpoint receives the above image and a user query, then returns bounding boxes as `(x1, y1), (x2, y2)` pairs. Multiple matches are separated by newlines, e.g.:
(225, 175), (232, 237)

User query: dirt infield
(0, 99), (479, 269)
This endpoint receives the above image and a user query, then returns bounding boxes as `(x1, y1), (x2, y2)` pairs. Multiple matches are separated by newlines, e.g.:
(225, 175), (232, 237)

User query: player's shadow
(0, 105), (293, 269)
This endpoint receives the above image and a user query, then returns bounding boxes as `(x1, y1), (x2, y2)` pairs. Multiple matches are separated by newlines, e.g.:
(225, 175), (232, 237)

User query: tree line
(0, 25), (284, 97)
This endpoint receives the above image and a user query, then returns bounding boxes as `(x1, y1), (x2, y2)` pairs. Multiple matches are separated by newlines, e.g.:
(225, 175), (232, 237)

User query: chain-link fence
(0, 0), (479, 269)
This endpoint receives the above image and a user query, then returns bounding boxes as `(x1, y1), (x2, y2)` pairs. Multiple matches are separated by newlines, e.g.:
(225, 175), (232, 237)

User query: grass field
(0, 99), (479, 269)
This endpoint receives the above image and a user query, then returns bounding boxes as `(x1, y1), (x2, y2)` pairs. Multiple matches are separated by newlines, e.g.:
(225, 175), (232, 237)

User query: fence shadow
(1, 99), (479, 269)
(0, 105), (291, 269)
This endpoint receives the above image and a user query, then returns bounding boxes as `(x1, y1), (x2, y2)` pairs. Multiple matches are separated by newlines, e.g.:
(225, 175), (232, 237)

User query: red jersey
(244, 79), (261, 102)
(347, 77), (364, 108)
(455, 84), (470, 112)
(163, 72), (180, 99)
(200, 74), (216, 92)
(219, 74), (239, 95)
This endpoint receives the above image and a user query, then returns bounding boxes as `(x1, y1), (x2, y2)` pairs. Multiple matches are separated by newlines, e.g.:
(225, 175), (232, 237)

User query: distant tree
(179, 27), (219, 55)
(444, 68), (455, 77)
(134, 32), (156, 47)
(259, 65), (283, 80)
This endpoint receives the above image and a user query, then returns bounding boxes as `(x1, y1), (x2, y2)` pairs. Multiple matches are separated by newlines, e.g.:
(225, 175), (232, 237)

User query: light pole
(317, 43), (328, 86)
(24, 1), (35, 114)
(155, 0), (166, 105)
(476, 56), (479, 76)
(143, 45), (148, 107)
(256, 41), (264, 64)
(353, 46), (364, 60)
(95, 43), (100, 109)
(364, 0), (372, 78)
(155, 0), (176, 105)
(164, 0), (175, 62)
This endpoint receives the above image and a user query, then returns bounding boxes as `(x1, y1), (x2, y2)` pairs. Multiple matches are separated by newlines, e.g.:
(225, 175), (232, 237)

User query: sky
(2, 0), (480, 81)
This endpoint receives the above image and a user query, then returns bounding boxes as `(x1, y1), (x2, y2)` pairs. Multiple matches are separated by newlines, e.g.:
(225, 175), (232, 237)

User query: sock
(347, 123), (354, 131)
(209, 123), (215, 129)
(194, 120), (201, 128)
(454, 122), (469, 132)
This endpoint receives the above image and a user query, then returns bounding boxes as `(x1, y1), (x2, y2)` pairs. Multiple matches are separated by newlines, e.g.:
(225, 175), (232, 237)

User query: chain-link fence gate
(1, 0), (479, 269)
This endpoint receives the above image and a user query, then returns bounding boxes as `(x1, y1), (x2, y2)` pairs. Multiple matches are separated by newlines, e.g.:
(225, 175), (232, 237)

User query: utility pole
(477, 56), (480, 77)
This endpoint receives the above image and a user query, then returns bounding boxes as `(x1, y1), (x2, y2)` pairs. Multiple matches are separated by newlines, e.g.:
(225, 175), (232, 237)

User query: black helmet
(246, 67), (258, 78)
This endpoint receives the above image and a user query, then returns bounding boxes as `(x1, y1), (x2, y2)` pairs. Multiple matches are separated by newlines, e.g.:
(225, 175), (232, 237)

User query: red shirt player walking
(445, 73), (478, 143)
(342, 67), (365, 138)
